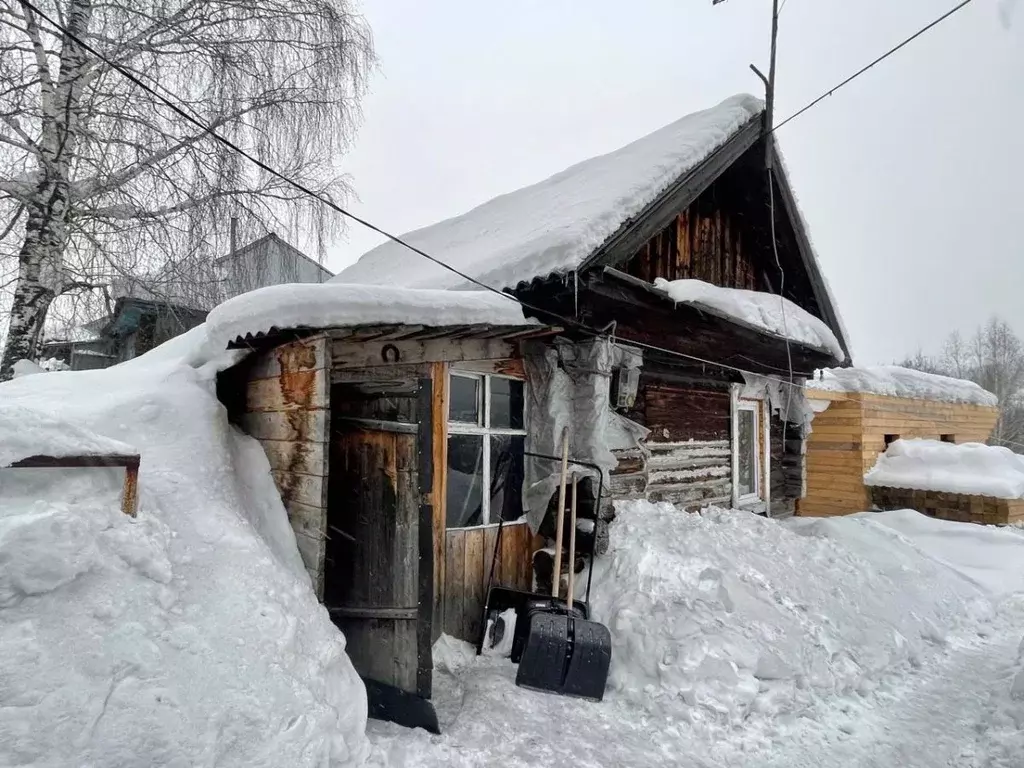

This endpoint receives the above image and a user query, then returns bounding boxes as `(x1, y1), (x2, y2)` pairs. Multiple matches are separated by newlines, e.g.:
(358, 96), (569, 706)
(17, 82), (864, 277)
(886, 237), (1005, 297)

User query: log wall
(238, 335), (331, 592)
(798, 391), (1000, 517)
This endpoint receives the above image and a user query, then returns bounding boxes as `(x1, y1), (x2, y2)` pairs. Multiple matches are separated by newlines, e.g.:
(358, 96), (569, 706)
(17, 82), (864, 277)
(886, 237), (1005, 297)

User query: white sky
(326, 0), (1023, 365)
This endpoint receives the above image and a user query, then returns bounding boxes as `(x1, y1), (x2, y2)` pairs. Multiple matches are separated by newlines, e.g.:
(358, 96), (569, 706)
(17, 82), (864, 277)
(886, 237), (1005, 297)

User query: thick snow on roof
(0, 403), (137, 467)
(865, 438), (1024, 499)
(335, 94), (763, 291)
(653, 277), (845, 360)
(810, 365), (997, 406)
(205, 282), (535, 346)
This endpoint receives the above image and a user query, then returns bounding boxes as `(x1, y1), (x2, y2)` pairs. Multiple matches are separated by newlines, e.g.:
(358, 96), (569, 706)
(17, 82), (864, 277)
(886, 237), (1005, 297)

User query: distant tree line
(900, 317), (1024, 453)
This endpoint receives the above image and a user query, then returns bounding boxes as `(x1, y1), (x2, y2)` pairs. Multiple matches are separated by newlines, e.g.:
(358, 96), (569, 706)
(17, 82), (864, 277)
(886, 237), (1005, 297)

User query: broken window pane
(489, 435), (525, 522)
(490, 377), (524, 429)
(737, 408), (757, 498)
(447, 434), (484, 527)
(448, 375), (480, 424)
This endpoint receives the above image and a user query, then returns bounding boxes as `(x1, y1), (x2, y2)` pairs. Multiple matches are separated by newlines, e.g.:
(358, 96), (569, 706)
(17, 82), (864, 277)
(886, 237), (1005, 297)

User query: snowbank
(0, 339), (368, 766)
(869, 508), (1024, 596)
(0, 403), (137, 467)
(336, 94), (762, 291)
(811, 365), (997, 406)
(205, 281), (534, 347)
(589, 501), (994, 728)
(652, 277), (845, 360)
(865, 438), (1024, 499)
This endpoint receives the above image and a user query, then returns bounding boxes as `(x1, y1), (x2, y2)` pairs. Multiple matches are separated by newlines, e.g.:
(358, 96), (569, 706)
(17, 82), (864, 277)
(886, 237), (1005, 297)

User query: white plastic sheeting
(521, 337), (647, 532)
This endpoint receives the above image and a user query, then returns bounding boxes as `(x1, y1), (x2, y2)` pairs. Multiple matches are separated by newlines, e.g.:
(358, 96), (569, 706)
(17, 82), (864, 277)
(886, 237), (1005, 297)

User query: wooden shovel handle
(551, 426), (569, 597)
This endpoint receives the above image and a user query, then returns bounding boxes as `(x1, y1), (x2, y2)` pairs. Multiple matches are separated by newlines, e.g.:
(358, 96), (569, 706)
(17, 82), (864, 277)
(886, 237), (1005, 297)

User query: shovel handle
(567, 473), (577, 607)
(551, 427), (569, 598)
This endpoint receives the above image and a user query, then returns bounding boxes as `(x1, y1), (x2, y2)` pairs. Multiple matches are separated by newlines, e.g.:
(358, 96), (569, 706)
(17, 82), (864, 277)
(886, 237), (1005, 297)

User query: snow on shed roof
(653, 277), (845, 361)
(865, 438), (1024, 499)
(335, 94), (764, 291)
(809, 366), (997, 407)
(0, 403), (137, 468)
(204, 282), (536, 347)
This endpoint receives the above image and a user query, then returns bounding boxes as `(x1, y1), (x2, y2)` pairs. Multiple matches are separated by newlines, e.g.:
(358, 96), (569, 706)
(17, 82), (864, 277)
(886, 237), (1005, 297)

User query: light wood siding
(798, 391), (1000, 518)
(240, 335), (330, 591)
(443, 522), (540, 643)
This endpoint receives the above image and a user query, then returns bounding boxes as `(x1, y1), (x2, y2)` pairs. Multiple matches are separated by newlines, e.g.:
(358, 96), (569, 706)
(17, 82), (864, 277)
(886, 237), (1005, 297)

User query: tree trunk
(0, 209), (60, 380)
(0, 0), (93, 381)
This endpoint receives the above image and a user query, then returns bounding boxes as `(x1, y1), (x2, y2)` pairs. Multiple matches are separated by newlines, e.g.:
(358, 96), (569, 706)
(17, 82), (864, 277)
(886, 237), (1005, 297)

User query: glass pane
(448, 375), (480, 424)
(490, 435), (525, 522)
(737, 409), (757, 497)
(447, 435), (484, 527)
(490, 377), (524, 429)
(333, 380), (418, 423)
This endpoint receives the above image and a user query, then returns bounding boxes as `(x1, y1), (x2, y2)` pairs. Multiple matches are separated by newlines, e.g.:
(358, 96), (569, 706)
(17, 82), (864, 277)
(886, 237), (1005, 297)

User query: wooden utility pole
(715, 0), (780, 169)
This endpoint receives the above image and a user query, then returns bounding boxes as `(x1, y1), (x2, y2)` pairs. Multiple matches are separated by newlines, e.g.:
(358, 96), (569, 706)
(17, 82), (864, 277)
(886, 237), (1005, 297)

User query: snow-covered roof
(865, 438), (1024, 499)
(0, 404), (137, 467)
(653, 277), (845, 360)
(809, 366), (997, 407)
(335, 94), (763, 291)
(205, 282), (536, 347)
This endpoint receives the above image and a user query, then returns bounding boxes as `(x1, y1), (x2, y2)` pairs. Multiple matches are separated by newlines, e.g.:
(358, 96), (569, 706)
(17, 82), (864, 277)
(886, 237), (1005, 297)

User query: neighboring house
(214, 94), (848, 730)
(40, 233), (331, 370)
(800, 366), (1000, 517)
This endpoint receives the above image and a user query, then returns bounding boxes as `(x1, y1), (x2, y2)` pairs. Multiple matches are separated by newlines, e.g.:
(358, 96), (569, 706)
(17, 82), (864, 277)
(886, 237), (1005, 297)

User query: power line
(773, 0), (976, 133)
(17, 0), (979, 395)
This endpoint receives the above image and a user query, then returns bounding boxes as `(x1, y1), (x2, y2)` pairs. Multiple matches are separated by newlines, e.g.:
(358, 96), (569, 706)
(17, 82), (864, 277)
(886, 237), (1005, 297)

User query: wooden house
(217, 94), (849, 725)
(799, 367), (999, 517)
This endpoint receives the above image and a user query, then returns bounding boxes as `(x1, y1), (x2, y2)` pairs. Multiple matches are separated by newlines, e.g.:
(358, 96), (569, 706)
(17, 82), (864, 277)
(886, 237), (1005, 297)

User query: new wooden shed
(799, 366), (999, 517)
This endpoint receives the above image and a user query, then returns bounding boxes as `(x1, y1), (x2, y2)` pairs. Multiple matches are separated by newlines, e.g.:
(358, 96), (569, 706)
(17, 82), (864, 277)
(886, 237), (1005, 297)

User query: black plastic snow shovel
(515, 430), (611, 701)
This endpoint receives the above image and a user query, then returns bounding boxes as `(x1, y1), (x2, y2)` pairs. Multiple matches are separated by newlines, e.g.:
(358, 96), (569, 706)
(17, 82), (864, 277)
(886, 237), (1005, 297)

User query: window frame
(730, 389), (771, 511)
(446, 370), (527, 530)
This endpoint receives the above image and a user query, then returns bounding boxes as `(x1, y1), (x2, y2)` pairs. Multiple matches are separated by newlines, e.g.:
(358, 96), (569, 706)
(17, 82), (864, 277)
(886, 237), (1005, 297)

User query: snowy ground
(366, 505), (1024, 768)
(2, 327), (1023, 767)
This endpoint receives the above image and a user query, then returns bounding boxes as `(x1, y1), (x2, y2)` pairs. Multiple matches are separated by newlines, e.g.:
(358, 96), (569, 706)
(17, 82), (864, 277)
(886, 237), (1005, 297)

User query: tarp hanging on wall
(521, 337), (647, 533)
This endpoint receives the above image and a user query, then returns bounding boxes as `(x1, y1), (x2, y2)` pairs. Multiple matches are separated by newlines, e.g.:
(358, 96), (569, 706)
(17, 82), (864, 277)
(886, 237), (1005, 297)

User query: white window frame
(446, 370), (527, 529)
(730, 387), (772, 512)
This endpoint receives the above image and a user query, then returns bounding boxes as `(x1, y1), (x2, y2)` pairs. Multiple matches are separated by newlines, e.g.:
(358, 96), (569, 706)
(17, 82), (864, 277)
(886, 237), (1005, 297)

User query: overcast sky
(326, 0), (1023, 365)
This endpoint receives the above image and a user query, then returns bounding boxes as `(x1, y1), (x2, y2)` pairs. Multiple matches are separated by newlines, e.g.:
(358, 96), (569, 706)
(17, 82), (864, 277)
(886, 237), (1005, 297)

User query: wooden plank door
(325, 377), (433, 702)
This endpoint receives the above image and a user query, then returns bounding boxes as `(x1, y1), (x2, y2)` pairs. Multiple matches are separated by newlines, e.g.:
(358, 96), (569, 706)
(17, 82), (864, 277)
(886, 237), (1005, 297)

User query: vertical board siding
(624, 203), (758, 291)
(240, 335), (329, 592)
(798, 392), (1000, 517)
(442, 522), (540, 643)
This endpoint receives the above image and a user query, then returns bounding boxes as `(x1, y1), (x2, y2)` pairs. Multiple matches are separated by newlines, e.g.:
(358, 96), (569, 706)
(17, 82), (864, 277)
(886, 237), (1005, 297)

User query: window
(940, 434), (955, 443)
(735, 401), (761, 502)
(446, 372), (526, 528)
(884, 434), (900, 449)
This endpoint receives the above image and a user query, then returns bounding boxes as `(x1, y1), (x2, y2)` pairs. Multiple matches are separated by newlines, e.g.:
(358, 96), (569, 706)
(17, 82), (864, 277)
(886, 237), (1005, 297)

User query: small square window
(940, 434), (955, 443)
(448, 375), (481, 424)
(884, 434), (900, 449)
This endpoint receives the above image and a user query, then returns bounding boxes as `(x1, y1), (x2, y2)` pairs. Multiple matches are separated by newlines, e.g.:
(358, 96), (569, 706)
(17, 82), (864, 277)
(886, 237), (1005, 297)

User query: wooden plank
(246, 335), (329, 380)
(259, 438), (327, 476)
(430, 362), (448, 643)
(332, 338), (515, 370)
(246, 376), (328, 412)
(286, 498), (327, 539)
(444, 531), (466, 639)
(271, 470), (325, 509)
(240, 409), (328, 442)
(330, 606), (418, 620)
(393, 436), (420, 694)
(463, 529), (486, 644)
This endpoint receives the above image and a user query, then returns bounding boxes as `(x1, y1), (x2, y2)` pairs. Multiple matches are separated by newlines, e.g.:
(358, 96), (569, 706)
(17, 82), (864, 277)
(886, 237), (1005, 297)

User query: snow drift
(589, 502), (997, 730)
(810, 365), (997, 407)
(865, 438), (1024, 500)
(0, 336), (368, 767)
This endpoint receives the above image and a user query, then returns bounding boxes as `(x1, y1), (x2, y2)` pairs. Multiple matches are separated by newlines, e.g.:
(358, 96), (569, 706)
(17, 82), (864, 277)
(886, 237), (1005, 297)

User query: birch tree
(0, 0), (372, 378)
